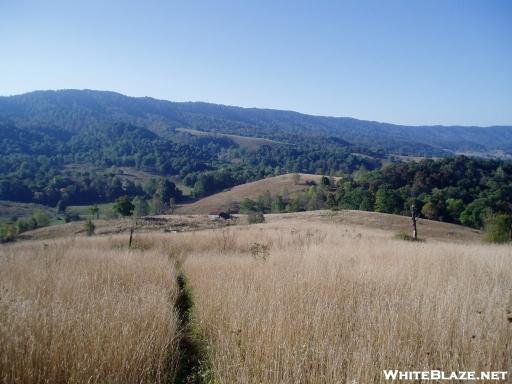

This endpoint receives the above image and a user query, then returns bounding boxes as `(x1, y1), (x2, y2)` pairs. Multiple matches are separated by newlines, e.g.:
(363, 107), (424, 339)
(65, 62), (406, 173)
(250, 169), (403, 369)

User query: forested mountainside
(1, 89), (511, 156)
(1, 90), (511, 237)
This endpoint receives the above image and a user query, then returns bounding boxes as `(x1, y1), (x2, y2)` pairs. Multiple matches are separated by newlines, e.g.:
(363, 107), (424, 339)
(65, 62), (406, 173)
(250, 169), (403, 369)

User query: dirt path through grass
(173, 271), (212, 384)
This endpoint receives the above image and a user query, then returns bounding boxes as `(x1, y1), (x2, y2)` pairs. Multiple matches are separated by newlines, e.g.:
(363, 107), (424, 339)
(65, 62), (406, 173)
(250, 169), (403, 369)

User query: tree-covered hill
(1, 89), (511, 240)
(1, 89), (511, 156)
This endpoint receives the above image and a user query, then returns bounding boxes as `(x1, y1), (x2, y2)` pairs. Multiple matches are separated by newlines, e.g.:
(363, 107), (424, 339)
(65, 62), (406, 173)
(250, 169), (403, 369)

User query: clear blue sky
(1, 0), (511, 126)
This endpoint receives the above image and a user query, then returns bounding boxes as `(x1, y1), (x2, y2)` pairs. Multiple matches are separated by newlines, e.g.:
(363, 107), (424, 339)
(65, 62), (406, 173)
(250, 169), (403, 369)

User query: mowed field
(175, 173), (339, 214)
(1, 213), (510, 383)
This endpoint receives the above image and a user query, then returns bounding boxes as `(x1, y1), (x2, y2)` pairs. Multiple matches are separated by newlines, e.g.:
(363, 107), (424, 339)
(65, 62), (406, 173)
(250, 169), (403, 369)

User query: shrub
(484, 214), (511, 244)
(247, 211), (265, 224)
(394, 232), (425, 242)
(33, 209), (51, 227)
(249, 242), (272, 261)
(64, 212), (81, 223)
(0, 223), (17, 243)
(113, 196), (134, 217)
(15, 217), (37, 233)
(84, 219), (95, 236)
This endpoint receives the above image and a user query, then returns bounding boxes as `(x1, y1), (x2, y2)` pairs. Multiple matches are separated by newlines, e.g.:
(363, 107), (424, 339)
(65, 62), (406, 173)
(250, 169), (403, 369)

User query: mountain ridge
(1, 89), (511, 157)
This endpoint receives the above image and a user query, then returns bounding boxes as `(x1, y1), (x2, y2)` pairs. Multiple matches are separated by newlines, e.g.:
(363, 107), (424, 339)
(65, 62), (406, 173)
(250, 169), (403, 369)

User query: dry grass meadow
(1, 213), (511, 383)
(181, 219), (512, 383)
(0, 237), (180, 384)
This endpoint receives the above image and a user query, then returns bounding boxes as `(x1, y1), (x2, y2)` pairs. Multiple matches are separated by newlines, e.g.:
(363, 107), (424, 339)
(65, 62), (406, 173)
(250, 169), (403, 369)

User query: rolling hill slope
(175, 173), (336, 214)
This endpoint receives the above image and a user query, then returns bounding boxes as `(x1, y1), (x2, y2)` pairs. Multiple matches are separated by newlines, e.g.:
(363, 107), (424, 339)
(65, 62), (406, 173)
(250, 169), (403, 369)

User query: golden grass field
(0, 237), (180, 384)
(1, 212), (511, 383)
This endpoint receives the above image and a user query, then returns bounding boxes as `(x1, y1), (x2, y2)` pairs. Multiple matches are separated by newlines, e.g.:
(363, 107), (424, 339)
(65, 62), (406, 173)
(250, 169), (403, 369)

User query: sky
(0, 0), (511, 126)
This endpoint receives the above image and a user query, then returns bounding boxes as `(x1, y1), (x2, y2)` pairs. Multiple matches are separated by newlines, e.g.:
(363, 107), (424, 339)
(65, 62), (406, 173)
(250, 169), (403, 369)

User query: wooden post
(411, 204), (417, 240)
(128, 227), (134, 248)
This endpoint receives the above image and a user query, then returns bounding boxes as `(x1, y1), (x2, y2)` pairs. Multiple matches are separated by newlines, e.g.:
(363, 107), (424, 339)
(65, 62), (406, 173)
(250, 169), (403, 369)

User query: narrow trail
(173, 271), (212, 384)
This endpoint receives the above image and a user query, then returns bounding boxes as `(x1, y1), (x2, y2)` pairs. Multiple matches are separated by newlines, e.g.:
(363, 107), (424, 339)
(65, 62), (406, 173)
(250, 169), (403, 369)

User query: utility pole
(411, 204), (417, 240)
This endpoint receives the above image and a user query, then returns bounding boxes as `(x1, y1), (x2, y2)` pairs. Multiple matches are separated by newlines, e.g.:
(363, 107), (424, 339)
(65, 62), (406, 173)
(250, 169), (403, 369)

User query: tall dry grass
(0, 236), (180, 384)
(180, 221), (512, 383)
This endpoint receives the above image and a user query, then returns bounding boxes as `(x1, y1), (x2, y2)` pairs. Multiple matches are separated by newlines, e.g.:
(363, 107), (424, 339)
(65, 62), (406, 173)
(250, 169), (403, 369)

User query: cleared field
(179, 221), (511, 383)
(176, 127), (282, 150)
(0, 201), (56, 222)
(0, 237), (180, 384)
(66, 202), (115, 220)
(176, 173), (338, 214)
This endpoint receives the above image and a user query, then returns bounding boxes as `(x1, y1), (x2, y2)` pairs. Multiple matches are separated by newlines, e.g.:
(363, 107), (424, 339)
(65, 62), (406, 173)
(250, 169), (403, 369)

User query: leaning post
(411, 204), (417, 240)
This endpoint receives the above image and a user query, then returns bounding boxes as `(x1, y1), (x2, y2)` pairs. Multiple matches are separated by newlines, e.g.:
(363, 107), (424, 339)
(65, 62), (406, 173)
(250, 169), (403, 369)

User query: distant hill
(1, 89), (511, 156)
(175, 173), (338, 214)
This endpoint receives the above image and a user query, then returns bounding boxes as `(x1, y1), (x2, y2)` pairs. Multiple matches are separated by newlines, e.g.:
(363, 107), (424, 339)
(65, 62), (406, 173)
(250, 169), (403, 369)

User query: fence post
(411, 204), (417, 240)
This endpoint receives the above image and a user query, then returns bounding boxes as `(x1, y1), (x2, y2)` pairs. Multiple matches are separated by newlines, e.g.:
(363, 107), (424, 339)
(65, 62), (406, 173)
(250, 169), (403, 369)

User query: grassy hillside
(16, 209), (482, 244)
(182, 222), (510, 383)
(175, 173), (336, 214)
(1, 213), (509, 383)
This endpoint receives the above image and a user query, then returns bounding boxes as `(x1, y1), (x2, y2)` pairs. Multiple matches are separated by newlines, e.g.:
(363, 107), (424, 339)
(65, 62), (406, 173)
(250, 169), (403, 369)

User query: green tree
(446, 198), (464, 223)
(271, 195), (286, 213)
(240, 198), (258, 214)
(88, 204), (99, 219)
(113, 196), (134, 217)
(0, 223), (17, 243)
(484, 214), (512, 243)
(421, 201), (438, 220)
(460, 198), (490, 229)
(132, 196), (149, 217)
(84, 219), (95, 236)
(286, 196), (301, 212)
(33, 209), (51, 227)
(149, 193), (165, 215)
(374, 187), (402, 214)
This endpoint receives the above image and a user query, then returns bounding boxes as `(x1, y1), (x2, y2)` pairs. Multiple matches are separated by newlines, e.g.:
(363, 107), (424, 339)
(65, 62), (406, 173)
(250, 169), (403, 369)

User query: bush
(64, 212), (81, 223)
(0, 223), (17, 243)
(84, 219), (95, 236)
(394, 232), (425, 242)
(15, 217), (37, 233)
(247, 211), (265, 224)
(33, 209), (51, 227)
(484, 214), (511, 244)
